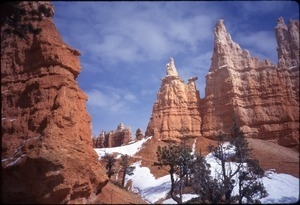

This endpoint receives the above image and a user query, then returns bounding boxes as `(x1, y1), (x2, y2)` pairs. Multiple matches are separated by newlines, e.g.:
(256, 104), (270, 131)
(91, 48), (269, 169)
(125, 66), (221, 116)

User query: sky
(94, 138), (300, 204)
(52, 1), (299, 137)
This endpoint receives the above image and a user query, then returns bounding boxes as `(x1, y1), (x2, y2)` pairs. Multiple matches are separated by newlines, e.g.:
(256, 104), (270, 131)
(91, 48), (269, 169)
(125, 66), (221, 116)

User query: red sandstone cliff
(145, 58), (202, 142)
(1, 2), (108, 203)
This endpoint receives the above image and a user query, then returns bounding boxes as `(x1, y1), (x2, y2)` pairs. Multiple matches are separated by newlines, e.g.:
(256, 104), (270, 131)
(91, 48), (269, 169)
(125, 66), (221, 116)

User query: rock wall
(93, 123), (132, 148)
(145, 58), (202, 142)
(201, 18), (299, 147)
(1, 2), (108, 203)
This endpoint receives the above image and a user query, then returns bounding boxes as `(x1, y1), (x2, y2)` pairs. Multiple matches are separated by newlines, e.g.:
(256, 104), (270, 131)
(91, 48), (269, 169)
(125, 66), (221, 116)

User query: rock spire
(145, 58), (201, 142)
(275, 17), (300, 68)
(202, 18), (299, 147)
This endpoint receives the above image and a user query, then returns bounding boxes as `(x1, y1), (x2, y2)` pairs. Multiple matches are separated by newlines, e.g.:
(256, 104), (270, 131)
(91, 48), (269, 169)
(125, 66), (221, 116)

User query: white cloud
(54, 2), (219, 66)
(86, 89), (127, 114)
(235, 31), (277, 63)
(86, 84), (139, 115)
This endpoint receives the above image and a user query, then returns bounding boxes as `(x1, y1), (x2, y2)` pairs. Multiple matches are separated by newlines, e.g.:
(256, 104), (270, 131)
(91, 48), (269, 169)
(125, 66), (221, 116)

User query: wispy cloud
(54, 2), (219, 67)
(86, 84), (139, 115)
(53, 1), (298, 135)
(235, 31), (277, 63)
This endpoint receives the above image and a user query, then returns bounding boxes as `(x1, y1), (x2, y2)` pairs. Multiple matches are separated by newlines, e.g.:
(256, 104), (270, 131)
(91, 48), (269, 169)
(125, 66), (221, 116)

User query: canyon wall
(1, 2), (108, 203)
(145, 58), (202, 142)
(146, 18), (299, 147)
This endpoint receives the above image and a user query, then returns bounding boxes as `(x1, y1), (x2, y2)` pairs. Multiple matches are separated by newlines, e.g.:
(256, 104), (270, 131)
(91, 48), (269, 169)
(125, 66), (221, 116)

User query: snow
(95, 138), (299, 204)
(191, 138), (196, 155)
(163, 194), (198, 204)
(1, 117), (16, 122)
(6, 154), (26, 168)
(126, 160), (173, 204)
(94, 136), (152, 159)
(219, 64), (228, 69)
(261, 171), (300, 204)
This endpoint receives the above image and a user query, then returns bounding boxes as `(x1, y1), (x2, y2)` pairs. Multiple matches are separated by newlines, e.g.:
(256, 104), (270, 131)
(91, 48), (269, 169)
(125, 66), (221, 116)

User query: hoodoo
(145, 58), (202, 142)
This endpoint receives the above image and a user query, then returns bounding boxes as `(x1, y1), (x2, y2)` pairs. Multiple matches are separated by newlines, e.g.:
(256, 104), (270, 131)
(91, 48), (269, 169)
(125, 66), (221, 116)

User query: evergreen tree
(190, 152), (224, 204)
(189, 124), (267, 204)
(120, 154), (135, 187)
(103, 153), (116, 180)
(156, 142), (193, 204)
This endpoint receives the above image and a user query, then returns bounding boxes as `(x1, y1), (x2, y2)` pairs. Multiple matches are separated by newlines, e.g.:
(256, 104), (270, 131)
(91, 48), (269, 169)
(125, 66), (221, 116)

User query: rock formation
(93, 123), (132, 148)
(135, 128), (144, 140)
(146, 18), (299, 147)
(145, 58), (202, 142)
(1, 2), (108, 203)
(202, 18), (299, 147)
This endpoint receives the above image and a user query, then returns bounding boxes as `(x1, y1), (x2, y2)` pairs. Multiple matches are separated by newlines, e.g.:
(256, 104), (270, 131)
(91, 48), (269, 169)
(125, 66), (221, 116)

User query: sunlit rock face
(145, 58), (202, 142)
(1, 2), (108, 203)
(202, 18), (299, 147)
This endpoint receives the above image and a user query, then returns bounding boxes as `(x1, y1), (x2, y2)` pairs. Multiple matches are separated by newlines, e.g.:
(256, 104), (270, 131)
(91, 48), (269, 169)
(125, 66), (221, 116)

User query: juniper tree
(189, 124), (267, 204)
(189, 152), (224, 204)
(156, 142), (193, 204)
(103, 153), (116, 180)
(120, 154), (135, 187)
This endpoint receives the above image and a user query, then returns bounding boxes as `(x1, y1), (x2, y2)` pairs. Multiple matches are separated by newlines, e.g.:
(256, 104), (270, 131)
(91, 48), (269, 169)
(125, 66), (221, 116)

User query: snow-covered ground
(95, 138), (300, 204)
(94, 137), (152, 159)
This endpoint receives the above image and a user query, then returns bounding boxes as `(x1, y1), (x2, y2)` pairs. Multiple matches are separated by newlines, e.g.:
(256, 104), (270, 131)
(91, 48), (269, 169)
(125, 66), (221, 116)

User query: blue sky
(52, 1), (299, 137)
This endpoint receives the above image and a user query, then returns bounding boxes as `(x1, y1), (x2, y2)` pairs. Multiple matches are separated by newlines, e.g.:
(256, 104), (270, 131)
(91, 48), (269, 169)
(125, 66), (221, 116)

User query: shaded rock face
(93, 123), (132, 148)
(1, 2), (107, 203)
(135, 128), (144, 140)
(145, 58), (202, 142)
(202, 18), (299, 147)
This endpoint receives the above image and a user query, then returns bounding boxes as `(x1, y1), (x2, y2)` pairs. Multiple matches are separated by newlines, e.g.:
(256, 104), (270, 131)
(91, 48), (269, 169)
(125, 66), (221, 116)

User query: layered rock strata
(1, 2), (107, 203)
(145, 58), (202, 142)
(201, 19), (299, 147)
(93, 123), (132, 148)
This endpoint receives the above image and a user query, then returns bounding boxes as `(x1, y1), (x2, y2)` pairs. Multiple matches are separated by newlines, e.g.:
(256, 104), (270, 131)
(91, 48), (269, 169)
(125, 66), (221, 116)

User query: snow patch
(163, 194), (198, 204)
(94, 136), (152, 159)
(126, 160), (173, 204)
